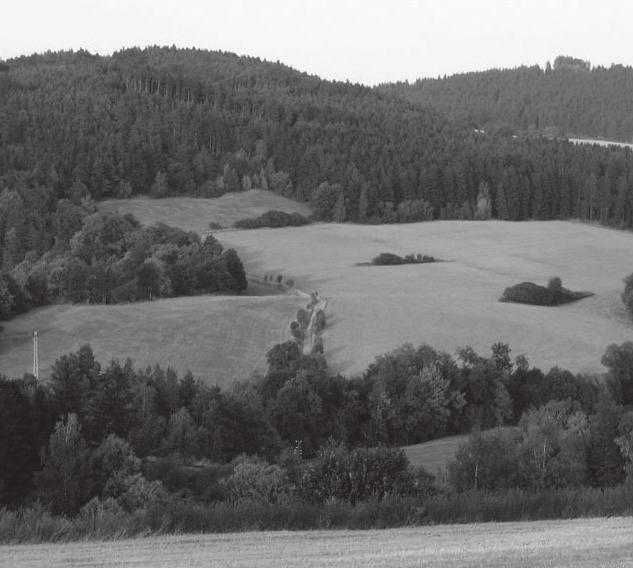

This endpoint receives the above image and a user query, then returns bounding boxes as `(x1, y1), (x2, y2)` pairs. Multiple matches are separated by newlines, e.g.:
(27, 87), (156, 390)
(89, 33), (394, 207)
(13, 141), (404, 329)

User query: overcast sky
(3, 0), (632, 85)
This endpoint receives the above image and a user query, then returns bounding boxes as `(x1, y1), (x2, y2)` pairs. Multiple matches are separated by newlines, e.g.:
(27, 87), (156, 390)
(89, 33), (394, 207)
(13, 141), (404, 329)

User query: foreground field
(99, 189), (313, 232)
(3, 517), (633, 568)
(0, 295), (303, 387)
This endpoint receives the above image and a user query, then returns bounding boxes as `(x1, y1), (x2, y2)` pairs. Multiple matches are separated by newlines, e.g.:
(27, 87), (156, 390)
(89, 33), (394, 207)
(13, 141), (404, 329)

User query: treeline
(3, 336), (633, 519)
(233, 210), (310, 229)
(3, 47), (633, 233)
(0, 205), (246, 321)
(381, 55), (633, 142)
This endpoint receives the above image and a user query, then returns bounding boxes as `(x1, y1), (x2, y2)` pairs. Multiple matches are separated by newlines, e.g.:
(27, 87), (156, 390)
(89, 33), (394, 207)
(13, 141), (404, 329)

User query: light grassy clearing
(0, 294), (304, 388)
(95, 201), (633, 376)
(99, 189), (313, 232)
(217, 220), (633, 377)
(3, 517), (633, 568)
(403, 434), (468, 474)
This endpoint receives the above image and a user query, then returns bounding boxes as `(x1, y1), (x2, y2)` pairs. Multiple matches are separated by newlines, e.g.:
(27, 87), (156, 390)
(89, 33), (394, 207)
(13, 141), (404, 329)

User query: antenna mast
(33, 330), (39, 380)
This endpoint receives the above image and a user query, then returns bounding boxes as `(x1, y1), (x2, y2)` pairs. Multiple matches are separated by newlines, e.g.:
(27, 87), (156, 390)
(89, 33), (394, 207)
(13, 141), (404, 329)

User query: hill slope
(104, 196), (633, 377)
(0, 294), (304, 387)
(381, 56), (633, 141)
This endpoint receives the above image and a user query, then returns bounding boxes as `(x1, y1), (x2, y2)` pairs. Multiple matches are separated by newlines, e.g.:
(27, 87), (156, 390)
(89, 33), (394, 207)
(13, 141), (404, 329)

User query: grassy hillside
(0, 294), (304, 387)
(108, 198), (632, 376)
(5, 517), (633, 567)
(99, 190), (313, 232)
(403, 435), (468, 474)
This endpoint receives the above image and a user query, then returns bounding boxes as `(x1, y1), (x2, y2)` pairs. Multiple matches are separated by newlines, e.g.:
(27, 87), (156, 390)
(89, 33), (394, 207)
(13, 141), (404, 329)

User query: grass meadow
(0, 295), (303, 387)
(216, 219), (633, 377)
(5, 192), (632, 384)
(99, 189), (313, 232)
(3, 517), (633, 567)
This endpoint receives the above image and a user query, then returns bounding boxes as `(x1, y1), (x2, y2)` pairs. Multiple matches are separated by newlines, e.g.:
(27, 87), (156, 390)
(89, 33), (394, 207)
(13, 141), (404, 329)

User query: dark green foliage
(587, 395), (626, 487)
(370, 252), (435, 265)
(602, 342), (633, 405)
(233, 210), (310, 229)
(382, 58), (633, 142)
(0, 211), (248, 321)
(501, 279), (592, 306)
(298, 442), (422, 505)
(622, 273), (633, 316)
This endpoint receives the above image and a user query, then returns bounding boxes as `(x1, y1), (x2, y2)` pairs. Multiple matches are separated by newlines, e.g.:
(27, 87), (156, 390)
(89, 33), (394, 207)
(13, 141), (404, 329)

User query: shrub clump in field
(369, 252), (435, 266)
(233, 210), (311, 229)
(500, 276), (593, 306)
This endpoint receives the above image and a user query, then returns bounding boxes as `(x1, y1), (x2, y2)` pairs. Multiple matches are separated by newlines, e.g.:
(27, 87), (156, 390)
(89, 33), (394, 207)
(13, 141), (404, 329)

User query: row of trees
(4, 336), (633, 513)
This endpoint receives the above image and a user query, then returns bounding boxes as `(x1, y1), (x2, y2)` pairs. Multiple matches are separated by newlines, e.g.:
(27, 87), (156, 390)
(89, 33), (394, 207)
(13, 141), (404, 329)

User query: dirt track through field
(3, 517), (633, 567)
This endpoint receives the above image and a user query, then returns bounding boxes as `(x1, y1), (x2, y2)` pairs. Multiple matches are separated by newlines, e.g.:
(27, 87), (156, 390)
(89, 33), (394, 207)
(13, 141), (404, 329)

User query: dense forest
(381, 55), (633, 142)
(3, 336), (633, 536)
(2, 47), (633, 259)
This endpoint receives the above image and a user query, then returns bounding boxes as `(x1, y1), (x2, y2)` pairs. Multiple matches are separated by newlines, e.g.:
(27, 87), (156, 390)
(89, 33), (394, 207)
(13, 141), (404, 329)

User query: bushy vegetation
(233, 210), (311, 229)
(5, 333), (633, 525)
(501, 277), (592, 306)
(371, 252), (435, 265)
(0, 209), (247, 321)
(622, 272), (633, 317)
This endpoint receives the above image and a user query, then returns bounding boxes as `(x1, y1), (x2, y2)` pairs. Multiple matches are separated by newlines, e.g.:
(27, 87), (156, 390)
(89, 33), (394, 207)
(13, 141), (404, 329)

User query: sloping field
(218, 220), (633, 376)
(403, 434), (468, 474)
(0, 295), (303, 387)
(4, 517), (633, 568)
(99, 189), (313, 232)
(74, 197), (633, 378)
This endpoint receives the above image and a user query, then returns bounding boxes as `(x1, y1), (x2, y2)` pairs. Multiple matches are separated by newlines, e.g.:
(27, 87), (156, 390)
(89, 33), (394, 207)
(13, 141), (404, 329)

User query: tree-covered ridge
(380, 57), (633, 142)
(3, 47), (633, 231)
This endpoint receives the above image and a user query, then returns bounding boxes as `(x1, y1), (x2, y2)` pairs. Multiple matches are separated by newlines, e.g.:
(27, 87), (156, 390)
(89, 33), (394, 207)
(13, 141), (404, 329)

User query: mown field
(107, 196), (632, 377)
(0, 295), (303, 387)
(3, 517), (633, 568)
(99, 189), (313, 232)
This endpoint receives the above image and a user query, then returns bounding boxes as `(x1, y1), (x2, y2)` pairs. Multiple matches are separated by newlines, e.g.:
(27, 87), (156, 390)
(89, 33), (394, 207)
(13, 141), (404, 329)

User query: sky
(3, 0), (633, 85)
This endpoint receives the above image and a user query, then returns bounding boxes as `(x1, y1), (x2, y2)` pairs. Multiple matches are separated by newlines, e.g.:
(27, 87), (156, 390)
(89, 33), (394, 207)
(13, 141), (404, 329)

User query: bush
(233, 210), (310, 229)
(371, 252), (435, 266)
(501, 278), (592, 306)
(622, 272), (633, 316)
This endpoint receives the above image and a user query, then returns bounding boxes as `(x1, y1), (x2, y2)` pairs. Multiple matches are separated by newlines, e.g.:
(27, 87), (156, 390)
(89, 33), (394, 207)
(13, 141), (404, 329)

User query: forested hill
(0, 46), (459, 212)
(379, 56), (633, 142)
(2, 46), (633, 249)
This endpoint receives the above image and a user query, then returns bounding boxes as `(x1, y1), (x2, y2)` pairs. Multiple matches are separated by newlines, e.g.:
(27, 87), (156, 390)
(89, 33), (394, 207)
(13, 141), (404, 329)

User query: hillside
(0, 294), (304, 387)
(99, 189), (313, 231)
(103, 196), (633, 376)
(381, 55), (633, 141)
(3, 47), (633, 289)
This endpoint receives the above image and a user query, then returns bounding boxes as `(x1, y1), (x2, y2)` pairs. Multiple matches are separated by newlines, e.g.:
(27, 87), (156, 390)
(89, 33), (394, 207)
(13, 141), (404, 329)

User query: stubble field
(3, 517), (633, 568)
